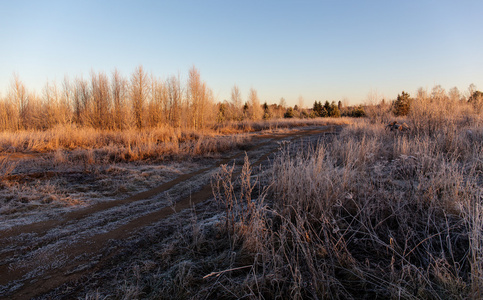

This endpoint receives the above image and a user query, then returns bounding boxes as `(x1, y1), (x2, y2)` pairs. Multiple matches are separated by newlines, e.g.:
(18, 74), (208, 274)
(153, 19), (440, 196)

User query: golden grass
(214, 117), (352, 134)
(0, 118), (350, 163)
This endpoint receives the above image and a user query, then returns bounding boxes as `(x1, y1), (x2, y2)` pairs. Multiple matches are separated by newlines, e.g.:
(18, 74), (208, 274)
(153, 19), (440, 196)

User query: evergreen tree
(312, 101), (320, 115)
(262, 102), (269, 112)
(242, 102), (249, 120)
(394, 91), (411, 116)
(262, 102), (271, 120)
(324, 101), (331, 115)
(468, 91), (483, 103)
(217, 102), (226, 123)
(312, 100), (327, 117)
(284, 107), (294, 118)
(329, 101), (340, 117)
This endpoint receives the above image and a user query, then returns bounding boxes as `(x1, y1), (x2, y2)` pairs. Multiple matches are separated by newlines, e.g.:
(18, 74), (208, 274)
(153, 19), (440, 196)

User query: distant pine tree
(394, 91), (411, 116)
(329, 101), (340, 117)
(284, 107), (294, 118)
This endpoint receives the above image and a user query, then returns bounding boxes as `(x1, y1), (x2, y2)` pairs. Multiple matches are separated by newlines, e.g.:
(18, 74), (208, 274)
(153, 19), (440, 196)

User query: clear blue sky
(1, 0), (482, 106)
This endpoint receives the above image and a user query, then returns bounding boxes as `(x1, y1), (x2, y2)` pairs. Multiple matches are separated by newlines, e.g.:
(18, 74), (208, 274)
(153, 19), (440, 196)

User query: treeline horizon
(0, 65), (481, 132)
(0, 66), (305, 132)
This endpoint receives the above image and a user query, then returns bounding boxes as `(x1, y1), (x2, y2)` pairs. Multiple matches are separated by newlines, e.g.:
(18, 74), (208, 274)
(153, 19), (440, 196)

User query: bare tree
(230, 84), (242, 121)
(187, 66), (202, 129)
(9, 74), (29, 129)
(364, 89), (391, 124)
(91, 71), (112, 129)
(112, 69), (128, 130)
(279, 97), (287, 109)
(416, 87), (428, 100)
(148, 74), (166, 127)
(448, 87), (461, 103)
(166, 75), (182, 128)
(297, 95), (304, 110)
(248, 88), (262, 120)
(158, 77), (169, 126)
(72, 77), (83, 125)
(186, 66), (213, 129)
(0, 65), (237, 131)
(76, 77), (91, 127)
(341, 97), (349, 108)
(130, 65), (149, 129)
(366, 89), (381, 105)
(28, 92), (43, 129)
(431, 85), (447, 102)
(41, 81), (61, 129)
(467, 83), (476, 100)
(0, 93), (16, 130)
(60, 75), (73, 126)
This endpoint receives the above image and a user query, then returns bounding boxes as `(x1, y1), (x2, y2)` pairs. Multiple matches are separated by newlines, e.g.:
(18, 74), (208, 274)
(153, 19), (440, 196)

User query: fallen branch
(203, 265), (252, 279)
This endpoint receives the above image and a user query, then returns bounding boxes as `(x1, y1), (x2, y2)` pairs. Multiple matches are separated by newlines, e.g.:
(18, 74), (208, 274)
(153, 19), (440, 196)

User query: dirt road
(0, 126), (339, 299)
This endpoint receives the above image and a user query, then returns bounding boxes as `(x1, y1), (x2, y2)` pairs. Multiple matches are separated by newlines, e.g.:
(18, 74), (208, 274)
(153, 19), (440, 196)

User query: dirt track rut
(0, 126), (338, 299)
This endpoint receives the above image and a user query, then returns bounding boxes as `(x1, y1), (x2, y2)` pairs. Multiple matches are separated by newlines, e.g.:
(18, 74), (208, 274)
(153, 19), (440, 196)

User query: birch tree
(230, 84), (242, 121)
(248, 88), (262, 120)
(9, 74), (29, 129)
(112, 69), (129, 129)
(130, 65), (149, 129)
(167, 75), (182, 128)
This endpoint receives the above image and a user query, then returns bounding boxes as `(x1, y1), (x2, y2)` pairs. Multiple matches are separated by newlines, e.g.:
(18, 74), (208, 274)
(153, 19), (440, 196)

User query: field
(0, 119), (343, 298)
(2, 0), (483, 298)
(1, 101), (483, 299)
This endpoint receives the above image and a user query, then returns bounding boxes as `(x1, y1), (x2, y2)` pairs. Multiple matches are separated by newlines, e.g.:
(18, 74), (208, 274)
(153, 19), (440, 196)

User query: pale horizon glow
(1, 0), (482, 106)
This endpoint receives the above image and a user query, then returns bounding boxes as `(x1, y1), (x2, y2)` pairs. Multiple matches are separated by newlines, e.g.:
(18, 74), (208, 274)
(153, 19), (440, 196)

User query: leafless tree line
(0, 66), (270, 132)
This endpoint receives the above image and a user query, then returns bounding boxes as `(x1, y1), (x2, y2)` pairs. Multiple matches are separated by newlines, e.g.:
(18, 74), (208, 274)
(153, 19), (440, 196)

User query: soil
(0, 126), (341, 299)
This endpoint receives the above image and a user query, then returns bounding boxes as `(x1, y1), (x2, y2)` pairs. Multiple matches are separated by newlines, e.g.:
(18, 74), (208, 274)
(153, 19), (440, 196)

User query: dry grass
(0, 127), (252, 166)
(99, 100), (482, 299)
(214, 117), (352, 134)
(0, 118), (348, 162)
(265, 121), (481, 298)
(207, 105), (483, 298)
(0, 156), (17, 179)
(4, 93), (483, 298)
(0, 119), (343, 231)
(0, 125), (207, 153)
(33, 101), (482, 298)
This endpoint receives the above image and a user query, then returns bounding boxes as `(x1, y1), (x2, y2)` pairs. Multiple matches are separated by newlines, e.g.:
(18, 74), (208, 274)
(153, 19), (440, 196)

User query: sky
(0, 0), (482, 106)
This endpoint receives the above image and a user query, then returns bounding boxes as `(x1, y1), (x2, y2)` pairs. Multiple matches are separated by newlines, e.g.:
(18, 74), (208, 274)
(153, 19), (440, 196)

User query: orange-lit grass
(0, 118), (350, 162)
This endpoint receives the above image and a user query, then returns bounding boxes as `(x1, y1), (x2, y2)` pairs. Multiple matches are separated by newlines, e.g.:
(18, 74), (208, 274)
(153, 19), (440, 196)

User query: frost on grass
(105, 120), (483, 299)
(0, 155), (198, 230)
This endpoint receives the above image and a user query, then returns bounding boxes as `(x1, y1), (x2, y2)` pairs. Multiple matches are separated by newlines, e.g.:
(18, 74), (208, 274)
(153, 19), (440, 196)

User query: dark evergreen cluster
(312, 100), (340, 117)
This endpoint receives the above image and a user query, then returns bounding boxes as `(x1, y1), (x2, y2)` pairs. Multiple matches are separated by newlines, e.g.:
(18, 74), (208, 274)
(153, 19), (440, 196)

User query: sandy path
(0, 126), (338, 299)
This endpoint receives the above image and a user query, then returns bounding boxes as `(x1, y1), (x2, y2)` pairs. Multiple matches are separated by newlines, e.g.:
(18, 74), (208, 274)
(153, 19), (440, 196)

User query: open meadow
(2, 1), (483, 298)
(0, 88), (483, 299)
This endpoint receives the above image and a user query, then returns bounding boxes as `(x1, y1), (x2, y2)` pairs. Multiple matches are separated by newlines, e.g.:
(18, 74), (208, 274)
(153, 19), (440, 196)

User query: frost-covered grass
(108, 115), (483, 299)
(0, 126), (250, 224)
(205, 117), (483, 299)
(34, 108), (483, 298)
(0, 120), (345, 226)
(0, 158), (198, 230)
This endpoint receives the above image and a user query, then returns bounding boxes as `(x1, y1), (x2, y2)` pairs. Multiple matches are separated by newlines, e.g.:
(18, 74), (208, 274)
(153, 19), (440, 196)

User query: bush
(351, 106), (365, 117)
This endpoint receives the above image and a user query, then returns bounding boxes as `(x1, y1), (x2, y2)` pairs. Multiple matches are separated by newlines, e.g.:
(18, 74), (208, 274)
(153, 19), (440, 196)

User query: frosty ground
(0, 124), (337, 299)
